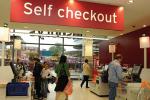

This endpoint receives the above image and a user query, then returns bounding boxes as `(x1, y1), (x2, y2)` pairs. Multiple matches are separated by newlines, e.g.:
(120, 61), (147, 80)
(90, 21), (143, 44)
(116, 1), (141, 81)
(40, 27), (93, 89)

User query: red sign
(10, 0), (124, 30)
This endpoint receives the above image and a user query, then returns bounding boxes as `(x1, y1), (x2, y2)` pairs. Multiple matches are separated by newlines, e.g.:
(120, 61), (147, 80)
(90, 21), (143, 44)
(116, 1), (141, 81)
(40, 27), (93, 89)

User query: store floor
(47, 80), (108, 100)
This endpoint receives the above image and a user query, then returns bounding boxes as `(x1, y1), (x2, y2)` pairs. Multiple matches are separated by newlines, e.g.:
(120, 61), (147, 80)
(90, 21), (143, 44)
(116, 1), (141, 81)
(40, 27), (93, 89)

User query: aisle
(47, 81), (108, 100)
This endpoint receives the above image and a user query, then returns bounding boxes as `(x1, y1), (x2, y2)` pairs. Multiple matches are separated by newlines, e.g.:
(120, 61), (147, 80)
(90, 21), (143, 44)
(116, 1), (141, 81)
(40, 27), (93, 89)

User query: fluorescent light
(69, 0), (74, 4)
(24, 26), (28, 29)
(128, 0), (133, 4)
(56, 29), (61, 31)
(86, 30), (90, 32)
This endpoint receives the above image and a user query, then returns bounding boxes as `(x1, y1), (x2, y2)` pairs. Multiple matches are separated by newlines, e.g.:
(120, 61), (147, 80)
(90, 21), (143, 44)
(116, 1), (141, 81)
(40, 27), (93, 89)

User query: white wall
(0, 66), (13, 82)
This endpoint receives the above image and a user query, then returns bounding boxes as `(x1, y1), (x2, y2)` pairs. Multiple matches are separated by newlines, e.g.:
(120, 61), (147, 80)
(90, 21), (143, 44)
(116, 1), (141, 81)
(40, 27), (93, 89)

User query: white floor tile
(47, 81), (108, 100)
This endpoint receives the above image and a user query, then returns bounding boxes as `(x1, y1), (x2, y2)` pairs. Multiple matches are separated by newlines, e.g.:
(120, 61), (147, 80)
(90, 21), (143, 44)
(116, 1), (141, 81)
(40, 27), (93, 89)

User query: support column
(14, 49), (17, 62)
(144, 48), (147, 68)
(62, 37), (64, 54)
(82, 38), (93, 77)
(1, 42), (5, 66)
(12, 34), (15, 64)
(82, 38), (93, 67)
(38, 36), (41, 58)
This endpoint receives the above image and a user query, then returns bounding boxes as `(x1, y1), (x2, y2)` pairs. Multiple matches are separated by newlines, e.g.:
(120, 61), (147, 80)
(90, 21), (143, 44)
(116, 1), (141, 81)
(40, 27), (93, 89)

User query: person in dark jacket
(33, 58), (42, 100)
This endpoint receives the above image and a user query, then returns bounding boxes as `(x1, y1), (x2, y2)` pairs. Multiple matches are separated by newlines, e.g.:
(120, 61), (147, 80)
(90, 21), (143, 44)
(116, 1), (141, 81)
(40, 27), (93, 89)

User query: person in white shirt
(80, 59), (91, 88)
(41, 61), (52, 98)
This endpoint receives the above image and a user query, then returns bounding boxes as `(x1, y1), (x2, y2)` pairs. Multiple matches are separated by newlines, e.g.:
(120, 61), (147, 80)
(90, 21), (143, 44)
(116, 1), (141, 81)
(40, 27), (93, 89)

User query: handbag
(64, 80), (73, 95)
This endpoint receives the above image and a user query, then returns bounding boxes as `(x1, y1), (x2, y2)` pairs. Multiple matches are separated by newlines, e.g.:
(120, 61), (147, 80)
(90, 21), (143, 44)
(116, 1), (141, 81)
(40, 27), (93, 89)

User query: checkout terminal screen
(132, 65), (141, 75)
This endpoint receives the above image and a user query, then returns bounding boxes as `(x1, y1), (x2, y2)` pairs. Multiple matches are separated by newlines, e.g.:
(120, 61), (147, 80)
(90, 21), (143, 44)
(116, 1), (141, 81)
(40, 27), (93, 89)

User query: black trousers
(81, 75), (89, 88)
(34, 77), (42, 98)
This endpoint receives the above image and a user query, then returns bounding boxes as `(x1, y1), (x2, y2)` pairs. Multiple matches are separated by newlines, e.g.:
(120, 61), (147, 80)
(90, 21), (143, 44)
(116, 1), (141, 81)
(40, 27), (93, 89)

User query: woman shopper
(80, 59), (91, 88)
(55, 55), (70, 100)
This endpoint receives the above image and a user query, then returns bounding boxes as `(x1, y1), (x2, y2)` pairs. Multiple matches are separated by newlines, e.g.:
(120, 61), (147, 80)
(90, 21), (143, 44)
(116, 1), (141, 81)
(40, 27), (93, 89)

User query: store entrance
(1, 28), (102, 79)
(3, 29), (90, 79)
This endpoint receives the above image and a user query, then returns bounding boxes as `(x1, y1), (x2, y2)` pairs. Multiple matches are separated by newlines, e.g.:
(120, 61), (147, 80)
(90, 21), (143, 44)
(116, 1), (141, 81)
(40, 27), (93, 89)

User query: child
(41, 61), (52, 98)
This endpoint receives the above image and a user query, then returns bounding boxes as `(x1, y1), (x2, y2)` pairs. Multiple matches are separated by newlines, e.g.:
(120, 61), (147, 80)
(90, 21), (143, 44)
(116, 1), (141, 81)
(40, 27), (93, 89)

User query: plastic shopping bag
(64, 80), (73, 95)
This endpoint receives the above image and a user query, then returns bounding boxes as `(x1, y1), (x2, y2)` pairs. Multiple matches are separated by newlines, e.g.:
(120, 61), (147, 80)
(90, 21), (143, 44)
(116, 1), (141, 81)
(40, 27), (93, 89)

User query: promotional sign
(0, 27), (9, 42)
(10, 0), (124, 30)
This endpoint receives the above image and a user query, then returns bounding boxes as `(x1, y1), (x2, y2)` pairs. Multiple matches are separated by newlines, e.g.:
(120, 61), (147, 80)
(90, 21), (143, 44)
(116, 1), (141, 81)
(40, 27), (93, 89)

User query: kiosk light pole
(109, 43), (116, 61)
(139, 34), (150, 68)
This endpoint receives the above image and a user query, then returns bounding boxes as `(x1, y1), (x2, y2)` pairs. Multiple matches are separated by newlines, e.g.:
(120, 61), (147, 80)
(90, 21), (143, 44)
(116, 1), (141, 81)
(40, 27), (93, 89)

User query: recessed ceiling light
(24, 26), (28, 29)
(69, 0), (74, 4)
(118, 7), (124, 11)
(128, 0), (133, 4)
(120, 33), (123, 35)
(86, 30), (90, 32)
(143, 25), (147, 28)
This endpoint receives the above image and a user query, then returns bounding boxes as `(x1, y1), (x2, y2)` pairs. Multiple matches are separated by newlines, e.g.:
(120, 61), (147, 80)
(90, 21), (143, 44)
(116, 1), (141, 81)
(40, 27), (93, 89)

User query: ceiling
(0, 0), (150, 39)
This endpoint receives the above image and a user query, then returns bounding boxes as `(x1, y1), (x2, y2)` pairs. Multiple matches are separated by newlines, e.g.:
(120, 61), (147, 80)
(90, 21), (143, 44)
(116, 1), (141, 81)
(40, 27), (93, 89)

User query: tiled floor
(47, 80), (108, 100)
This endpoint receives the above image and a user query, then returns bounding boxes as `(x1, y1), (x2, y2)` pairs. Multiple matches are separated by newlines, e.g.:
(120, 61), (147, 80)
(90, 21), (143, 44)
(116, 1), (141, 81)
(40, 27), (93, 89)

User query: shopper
(33, 58), (42, 100)
(80, 59), (91, 88)
(108, 54), (123, 100)
(41, 61), (52, 98)
(55, 55), (70, 100)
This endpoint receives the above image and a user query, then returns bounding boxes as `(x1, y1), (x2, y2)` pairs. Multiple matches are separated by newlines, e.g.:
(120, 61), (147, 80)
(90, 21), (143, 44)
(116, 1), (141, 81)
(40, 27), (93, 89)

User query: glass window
(64, 38), (82, 45)
(40, 45), (51, 51)
(40, 37), (62, 44)
(12, 34), (39, 43)
(64, 46), (82, 73)
(20, 44), (38, 60)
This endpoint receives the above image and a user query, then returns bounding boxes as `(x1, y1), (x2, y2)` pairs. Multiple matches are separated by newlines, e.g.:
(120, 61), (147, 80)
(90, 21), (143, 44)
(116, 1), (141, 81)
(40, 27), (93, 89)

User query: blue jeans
(108, 81), (118, 100)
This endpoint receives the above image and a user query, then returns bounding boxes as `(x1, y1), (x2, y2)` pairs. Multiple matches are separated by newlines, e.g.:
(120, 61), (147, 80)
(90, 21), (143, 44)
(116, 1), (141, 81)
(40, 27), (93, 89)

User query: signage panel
(10, 0), (124, 30)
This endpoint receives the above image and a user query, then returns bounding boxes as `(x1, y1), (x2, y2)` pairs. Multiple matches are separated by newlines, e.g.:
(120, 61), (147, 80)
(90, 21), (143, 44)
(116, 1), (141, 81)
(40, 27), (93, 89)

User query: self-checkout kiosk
(0, 63), (32, 100)
(90, 64), (150, 100)
(90, 65), (109, 97)
(6, 62), (29, 96)
(125, 67), (150, 100)
(117, 64), (150, 100)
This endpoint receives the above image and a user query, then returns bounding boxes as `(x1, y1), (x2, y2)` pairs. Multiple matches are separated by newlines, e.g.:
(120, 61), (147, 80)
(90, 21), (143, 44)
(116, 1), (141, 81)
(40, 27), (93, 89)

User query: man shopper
(108, 54), (123, 100)
(33, 58), (42, 100)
